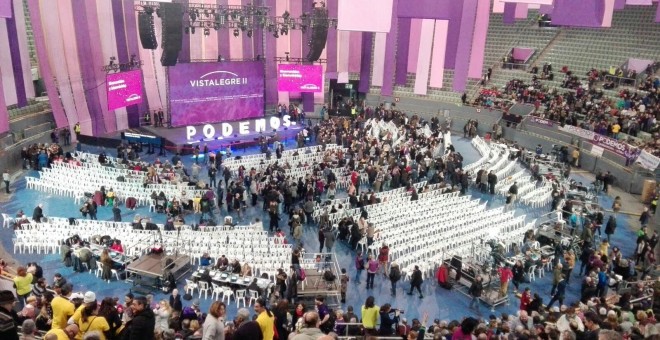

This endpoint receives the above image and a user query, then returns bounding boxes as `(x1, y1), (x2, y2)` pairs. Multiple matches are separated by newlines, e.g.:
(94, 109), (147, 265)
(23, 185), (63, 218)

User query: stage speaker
(138, 11), (158, 49)
(305, 7), (329, 62)
(450, 255), (463, 270)
(159, 2), (184, 66)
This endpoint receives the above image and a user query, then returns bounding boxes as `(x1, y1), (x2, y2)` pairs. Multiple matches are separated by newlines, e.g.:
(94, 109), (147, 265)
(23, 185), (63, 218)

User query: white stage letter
(270, 117), (281, 130)
(187, 126), (197, 140)
(239, 121), (250, 135)
(222, 123), (233, 137)
(283, 115), (291, 127)
(255, 118), (266, 132)
(202, 125), (215, 139)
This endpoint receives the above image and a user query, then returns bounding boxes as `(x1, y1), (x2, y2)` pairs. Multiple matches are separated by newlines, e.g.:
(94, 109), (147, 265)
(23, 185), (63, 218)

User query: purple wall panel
(174, 0), (190, 63)
(123, 0), (148, 128)
(26, 0), (67, 128)
(503, 3), (516, 24)
(326, 0), (338, 76)
(452, 0), (478, 92)
(539, 4), (554, 14)
(72, 0), (107, 135)
(397, 0), (452, 18)
(443, 2), (464, 70)
(552, 0), (605, 27)
(6, 0), (26, 107)
(301, 0), (313, 111)
(380, 0), (399, 96)
(657, 2), (660, 22)
(289, 0), (303, 60)
(358, 32), (373, 93)
(395, 18), (411, 85)
(614, 0), (626, 9)
(0, 65), (8, 134)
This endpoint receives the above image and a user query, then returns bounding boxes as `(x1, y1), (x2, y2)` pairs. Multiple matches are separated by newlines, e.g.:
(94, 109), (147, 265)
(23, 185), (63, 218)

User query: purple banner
(551, 0), (605, 27)
(168, 61), (264, 127)
(512, 47), (535, 62)
(277, 64), (323, 92)
(528, 116), (554, 127)
(106, 70), (144, 111)
(558, 124), (640, 159)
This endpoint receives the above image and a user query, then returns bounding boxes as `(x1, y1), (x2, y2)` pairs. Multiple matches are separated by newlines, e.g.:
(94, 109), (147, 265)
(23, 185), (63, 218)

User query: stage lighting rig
(102, 56), (144, 73)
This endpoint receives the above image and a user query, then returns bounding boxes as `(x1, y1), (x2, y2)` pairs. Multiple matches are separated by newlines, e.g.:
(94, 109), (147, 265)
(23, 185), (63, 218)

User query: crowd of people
(474, 67), (660, 158)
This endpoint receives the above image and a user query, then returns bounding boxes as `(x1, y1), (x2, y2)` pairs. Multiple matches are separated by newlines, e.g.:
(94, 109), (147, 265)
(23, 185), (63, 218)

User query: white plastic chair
(198, 281), (210, 299)
(185, 279), (198, 296)
(528, 265), (537, 282)
(235, 289), (247, 308)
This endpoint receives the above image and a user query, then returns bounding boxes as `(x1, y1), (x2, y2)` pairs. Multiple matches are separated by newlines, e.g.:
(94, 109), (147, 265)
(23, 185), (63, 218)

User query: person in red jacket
(497, 264), (513, 298)
(435, 263), (451, 289)
(520, 287), (532, 311)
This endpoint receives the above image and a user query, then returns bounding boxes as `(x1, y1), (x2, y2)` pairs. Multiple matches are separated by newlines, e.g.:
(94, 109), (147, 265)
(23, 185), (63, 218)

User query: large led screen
(106, 70), (144, 111)
(168, 61), (264, 127)
(277, 64), (323, 92)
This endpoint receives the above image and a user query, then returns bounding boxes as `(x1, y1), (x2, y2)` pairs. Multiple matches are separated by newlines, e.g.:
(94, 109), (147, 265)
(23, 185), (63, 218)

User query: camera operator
(378, 304), (401, 335)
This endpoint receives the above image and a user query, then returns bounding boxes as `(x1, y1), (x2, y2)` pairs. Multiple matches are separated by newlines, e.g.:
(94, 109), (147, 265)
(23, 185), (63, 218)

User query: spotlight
(233, 28), (239, 37)
(191, 26), (196, 34)
(155, 8), (161, 17)
(144, 6), (154, 15)
(256, 55), (261, 61)
(285, 52), (290, 62)
(217, 55), (224, 62)
(247, 30), (253, 38)
(282, 11), (290, 19)
(190, 11), (197, 22)
(185, 27), (189, 34)
(213, 23), (220, 30)
(129, 54), (136, 67)
(204, 28), (210, 36)
(273, 31), (279, 38)
(204, 9), (209, 18)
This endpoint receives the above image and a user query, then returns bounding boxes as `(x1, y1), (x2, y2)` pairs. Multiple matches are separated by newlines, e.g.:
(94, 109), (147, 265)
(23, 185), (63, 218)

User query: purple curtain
(380, 0), (399, 96)
(552, 0), (605, 27)
(72, 0), (106, 135)
(452, 0), (478, 92)
(0, 65), (8, 134)
(325, 0), (338, 76)
(26, 0), (68, 129)
(503, 3), (516, 24)
(5, 0), (26, 107)
(216, 0), (230, 59)
(395, 18), (411, 86)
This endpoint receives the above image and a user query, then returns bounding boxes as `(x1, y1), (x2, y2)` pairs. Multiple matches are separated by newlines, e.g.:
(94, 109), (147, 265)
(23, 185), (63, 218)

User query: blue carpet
(0, 136), (637, 322)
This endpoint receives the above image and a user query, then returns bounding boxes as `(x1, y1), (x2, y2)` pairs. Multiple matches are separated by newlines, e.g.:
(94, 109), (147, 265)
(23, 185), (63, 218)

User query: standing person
(604, 216), (617, 242)
(487, 171), (497, 195)
(323, 227), (335, 253)
(123, 296), (155, 340)
(563, 250), (576, 284)
(32, 204), (44, 223)
(51, 284), (75, 330)
(377, 244), (390, 276)
(639, 207), (651, 228)
(317, 228), (325, 253)
(202, 301), (225, 340)
(361, 296), (379, 336)
(366, 255), (378, 289)
(572, 148), (580, 167)
(231, 308), (262, 340)
(407, 265), (423, 299)
(208, 166), (217, 189)
(546, 275), (566, 308)
(2, 170), (9, 194)
(507, 182), (518, 206)
(469, 276), (483, 313)
(73, 122), (81, 140)
(388, 262), (401, 297)
(497, 264), (513, 298)
(551, 263), (563, 296)
(0, 290), (19, 340)
(339, 269), (349, 303)
(611, 197), (622, 217)
(354, 252), (365, 284)
(253, 298), (274, 340)
(13, 266), (32, 308)
(112, 203), (122, 222)
(511, 260), (525, 293)
(519, 287), (532, 311)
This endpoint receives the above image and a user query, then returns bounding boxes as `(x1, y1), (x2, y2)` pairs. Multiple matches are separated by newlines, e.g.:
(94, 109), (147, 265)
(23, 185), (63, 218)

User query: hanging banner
(634, 150), (660, 170)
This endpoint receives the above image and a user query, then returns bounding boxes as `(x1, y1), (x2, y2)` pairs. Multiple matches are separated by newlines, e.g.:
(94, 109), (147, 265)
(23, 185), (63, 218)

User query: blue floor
(0, 135), (638, 322)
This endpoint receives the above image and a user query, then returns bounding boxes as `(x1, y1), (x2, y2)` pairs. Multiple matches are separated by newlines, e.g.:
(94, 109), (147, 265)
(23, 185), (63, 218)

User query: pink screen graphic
(106, 70), (144, 111)
(277, 64), (323, 93)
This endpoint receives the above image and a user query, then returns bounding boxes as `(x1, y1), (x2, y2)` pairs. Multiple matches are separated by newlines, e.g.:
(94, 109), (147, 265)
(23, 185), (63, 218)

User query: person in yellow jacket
(13, 266), (32, 308)
(254, 298), (275, 340)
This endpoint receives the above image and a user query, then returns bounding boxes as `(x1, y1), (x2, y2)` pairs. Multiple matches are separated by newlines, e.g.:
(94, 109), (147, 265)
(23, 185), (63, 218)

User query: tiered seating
(221, 144), (345, 176)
